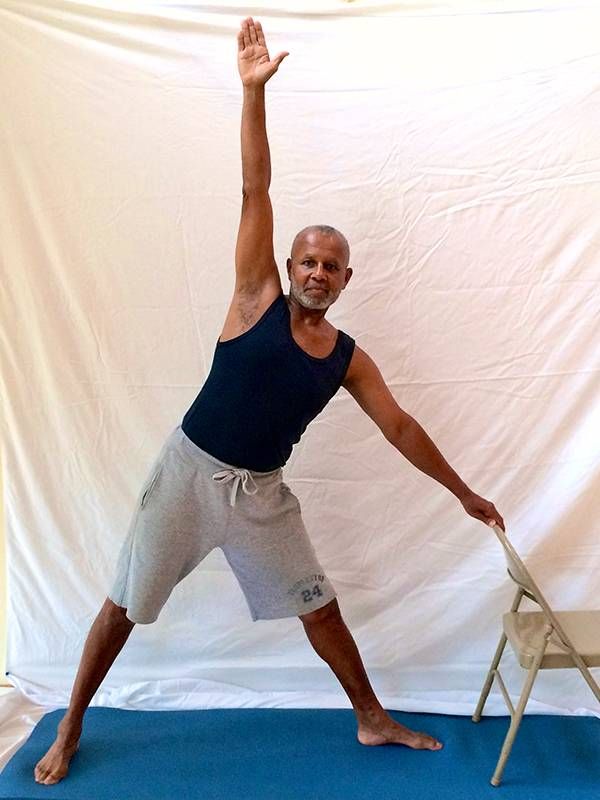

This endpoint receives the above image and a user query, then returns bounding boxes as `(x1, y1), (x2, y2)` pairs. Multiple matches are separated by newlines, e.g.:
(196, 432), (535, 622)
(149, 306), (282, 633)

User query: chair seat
(503, 610), (600, 669)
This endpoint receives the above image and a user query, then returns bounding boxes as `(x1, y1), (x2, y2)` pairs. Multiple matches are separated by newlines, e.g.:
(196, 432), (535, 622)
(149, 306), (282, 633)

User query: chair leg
(574, 658), (600, 704)
(473, 588), (523, 724)
(473, 632), (508, 722)
(490, 637), (548, 787)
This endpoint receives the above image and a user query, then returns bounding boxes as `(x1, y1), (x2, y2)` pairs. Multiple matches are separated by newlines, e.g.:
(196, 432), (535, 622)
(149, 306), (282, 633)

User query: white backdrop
(1, 0), (599, 723)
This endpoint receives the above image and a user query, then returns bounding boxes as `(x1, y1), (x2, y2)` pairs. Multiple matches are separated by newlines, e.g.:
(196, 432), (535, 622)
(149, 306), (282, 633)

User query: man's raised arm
(234, 18), (288, 293)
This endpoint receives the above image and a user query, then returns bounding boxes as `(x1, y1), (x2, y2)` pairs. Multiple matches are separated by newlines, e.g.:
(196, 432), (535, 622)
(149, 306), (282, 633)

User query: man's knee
(298, 597), (341, 625)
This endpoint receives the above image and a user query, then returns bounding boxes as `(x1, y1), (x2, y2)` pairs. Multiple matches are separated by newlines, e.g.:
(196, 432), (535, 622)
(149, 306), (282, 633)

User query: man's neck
(285, 293), (329, 329)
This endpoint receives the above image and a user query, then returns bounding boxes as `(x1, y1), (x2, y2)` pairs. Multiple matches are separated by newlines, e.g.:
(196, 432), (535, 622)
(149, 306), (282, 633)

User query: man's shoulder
(341, 344), (368, 388)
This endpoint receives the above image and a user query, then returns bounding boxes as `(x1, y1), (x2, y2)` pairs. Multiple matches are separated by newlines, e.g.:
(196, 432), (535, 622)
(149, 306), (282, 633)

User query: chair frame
(472, 524), (600, 787)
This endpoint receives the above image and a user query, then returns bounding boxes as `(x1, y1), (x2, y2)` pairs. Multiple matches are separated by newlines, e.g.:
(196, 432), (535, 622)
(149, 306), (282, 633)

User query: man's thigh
(222, 482), (337, 621)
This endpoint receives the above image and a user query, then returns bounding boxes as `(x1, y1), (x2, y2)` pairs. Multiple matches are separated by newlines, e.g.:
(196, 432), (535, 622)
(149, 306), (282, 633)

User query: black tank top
(181, 292), (355, 471)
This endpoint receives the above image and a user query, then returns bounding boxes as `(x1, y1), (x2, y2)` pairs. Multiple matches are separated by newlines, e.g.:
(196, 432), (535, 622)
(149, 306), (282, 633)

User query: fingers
(238, 17), (265, 47)
(489, 504), (505, 531)
(241, 17), (269, 50)
(247, 17), (259, 46)
(240, 18), (251, 50)
(255, 20), (266, 48)
(485, 506), (505, 531)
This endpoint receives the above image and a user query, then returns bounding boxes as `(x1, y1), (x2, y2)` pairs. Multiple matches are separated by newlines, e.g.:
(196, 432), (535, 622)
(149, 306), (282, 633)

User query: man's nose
(312, 264), (326, 278)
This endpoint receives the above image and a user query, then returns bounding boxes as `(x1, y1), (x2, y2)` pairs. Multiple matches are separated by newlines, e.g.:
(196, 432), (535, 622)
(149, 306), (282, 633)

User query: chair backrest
(491, 524), (577, 653)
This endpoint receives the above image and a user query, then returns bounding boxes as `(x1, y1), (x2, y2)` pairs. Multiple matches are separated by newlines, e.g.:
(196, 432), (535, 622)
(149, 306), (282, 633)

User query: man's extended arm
(240, 86), (270, 193)
(388, 419), (469, 500)
(343, 345), (505, 529)
(233, 18), (288, 294)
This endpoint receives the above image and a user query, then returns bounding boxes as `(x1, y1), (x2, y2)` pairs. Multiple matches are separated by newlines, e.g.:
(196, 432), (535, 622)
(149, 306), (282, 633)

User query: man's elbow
(241, 183), (271, 200)
(383, 413), (416, 448)
(242, 182), (267, 195)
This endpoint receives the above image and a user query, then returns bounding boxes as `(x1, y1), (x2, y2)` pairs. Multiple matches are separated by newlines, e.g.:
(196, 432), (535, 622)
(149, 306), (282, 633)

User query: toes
(44, 769), (63, 785)
(35, 763), (63, 785)
(419, 732), (443, 750)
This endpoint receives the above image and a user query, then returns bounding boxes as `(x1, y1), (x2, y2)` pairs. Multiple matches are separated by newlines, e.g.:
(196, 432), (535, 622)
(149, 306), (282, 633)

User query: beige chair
(472, 524), (600, 787)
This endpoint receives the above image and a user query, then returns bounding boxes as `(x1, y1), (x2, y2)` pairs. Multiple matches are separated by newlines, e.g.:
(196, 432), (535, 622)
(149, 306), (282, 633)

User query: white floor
(0, 687), (47, 772)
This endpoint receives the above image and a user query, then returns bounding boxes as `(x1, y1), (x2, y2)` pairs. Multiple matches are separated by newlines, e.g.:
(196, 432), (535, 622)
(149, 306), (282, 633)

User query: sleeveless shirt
(181, 292), (355, 471)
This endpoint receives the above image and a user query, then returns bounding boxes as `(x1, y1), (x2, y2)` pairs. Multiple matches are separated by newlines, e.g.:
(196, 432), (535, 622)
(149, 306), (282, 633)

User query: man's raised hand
(237, 17), (288, 88)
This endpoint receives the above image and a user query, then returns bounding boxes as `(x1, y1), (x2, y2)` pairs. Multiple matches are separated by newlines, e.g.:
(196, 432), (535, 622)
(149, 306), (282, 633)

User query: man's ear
(286, 257), (292, 275)
(343, 266), (353, 288)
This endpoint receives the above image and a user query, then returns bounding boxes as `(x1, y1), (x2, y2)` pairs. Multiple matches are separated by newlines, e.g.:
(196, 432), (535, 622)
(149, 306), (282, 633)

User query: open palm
(237, 17), (288, 87)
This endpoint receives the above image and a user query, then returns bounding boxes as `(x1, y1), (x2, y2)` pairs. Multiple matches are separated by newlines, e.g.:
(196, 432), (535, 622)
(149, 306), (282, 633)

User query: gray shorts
(109, 425), (337, 623)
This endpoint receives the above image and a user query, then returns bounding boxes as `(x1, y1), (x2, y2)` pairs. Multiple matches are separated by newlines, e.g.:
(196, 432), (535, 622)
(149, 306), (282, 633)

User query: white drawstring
(211, 468), (259, 507)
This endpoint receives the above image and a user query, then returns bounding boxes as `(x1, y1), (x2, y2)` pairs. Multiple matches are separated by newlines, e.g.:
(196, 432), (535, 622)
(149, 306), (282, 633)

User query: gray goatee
(289, 277), (340, 310)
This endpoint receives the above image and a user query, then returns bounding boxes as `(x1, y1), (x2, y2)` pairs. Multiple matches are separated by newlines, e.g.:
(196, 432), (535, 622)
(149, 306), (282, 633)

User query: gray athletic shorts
(108, 425), (337, 624)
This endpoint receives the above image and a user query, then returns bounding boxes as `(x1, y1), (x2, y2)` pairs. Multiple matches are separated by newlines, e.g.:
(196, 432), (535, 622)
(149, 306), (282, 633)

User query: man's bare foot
(34, 725), (81, 785)
(357, 712), (443, 750)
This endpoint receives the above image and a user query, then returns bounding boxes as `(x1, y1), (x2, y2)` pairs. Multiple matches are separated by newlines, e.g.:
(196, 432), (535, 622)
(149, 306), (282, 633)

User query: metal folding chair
(472, 524), (600, 786)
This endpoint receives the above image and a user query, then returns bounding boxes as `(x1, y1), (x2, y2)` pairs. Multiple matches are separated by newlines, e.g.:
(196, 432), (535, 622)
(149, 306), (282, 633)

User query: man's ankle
(58, 712), (83, 739)
(355, 702), (387, 725)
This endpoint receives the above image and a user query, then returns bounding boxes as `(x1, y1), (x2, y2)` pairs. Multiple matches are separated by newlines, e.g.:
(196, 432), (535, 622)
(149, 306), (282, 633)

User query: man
(34, 17), (504, 785)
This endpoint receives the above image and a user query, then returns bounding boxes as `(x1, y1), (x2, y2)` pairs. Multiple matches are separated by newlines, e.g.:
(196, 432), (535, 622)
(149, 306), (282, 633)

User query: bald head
(286, 225), (353, 311)
(291, 225), (350, 269)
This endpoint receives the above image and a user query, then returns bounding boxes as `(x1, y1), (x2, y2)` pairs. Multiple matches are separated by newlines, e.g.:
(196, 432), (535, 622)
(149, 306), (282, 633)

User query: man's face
(286, 232), (352, 311)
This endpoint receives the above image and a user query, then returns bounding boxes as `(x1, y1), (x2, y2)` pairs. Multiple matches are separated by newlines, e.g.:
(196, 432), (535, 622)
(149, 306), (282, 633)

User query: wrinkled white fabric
(0, 689), (47, 772)
(1, 3), (599, 762)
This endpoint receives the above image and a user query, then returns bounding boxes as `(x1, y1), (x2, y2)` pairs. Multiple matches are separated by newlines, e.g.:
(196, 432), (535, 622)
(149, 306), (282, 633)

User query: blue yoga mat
(0, 708), (598, 799)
